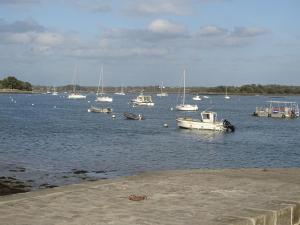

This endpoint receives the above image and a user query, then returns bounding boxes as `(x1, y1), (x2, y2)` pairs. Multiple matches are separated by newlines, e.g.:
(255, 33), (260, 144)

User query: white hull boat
(253, 101), (299, 118)
(157, 82), (168, 97)
(177, 111), (235, 132)
(95, 96), (113, 102)
(131, 93), (155, 106)
(224, 87), (230, 99)
(68, 65), (86, 100)
(176, 69), (198, 111)
(176, 104), (198, 111)
(192, 95), (202, 101)
(157, 93), (168, 97)
(68, 93), (86, 99)
(95, 65), (113, 102)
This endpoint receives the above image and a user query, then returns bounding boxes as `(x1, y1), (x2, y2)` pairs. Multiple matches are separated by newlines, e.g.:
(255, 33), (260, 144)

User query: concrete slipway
(1, 169), (300, 225)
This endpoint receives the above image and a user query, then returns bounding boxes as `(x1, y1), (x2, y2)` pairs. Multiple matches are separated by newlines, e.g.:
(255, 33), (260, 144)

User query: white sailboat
(224, 87), (230, 99)
(68, 66), (86, 100)
(157, 82), (168, 97)
(52, 87), (58, 95)
(95, 65), (113, 102)
(114, 85), (126, 95)
(176, 69), (198, 111)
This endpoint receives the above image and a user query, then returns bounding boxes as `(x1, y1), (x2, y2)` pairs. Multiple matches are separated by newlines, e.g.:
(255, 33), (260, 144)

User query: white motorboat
(157, 82), (168, 97)
(131, 92), (155, 106)
(95, 65), (113, 102)
(253, 101), (299, 118)
(68, 65), (86, 100)
(192, 95), (202, 101)
(203, 95), (210, 99)
(176, 69), (198, 111)
(176, 111), (235, 132)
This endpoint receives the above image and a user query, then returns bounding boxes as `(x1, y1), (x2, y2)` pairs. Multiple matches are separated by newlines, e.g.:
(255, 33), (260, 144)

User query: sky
(0, 0), (300, 87)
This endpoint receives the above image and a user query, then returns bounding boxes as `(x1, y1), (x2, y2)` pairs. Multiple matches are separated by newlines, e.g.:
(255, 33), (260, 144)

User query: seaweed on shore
(0, 176), (31, 196)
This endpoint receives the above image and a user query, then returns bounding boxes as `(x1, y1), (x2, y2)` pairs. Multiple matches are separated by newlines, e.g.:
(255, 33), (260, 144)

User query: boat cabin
(201, 111), (218, 123)
(136, 95), (153, 103)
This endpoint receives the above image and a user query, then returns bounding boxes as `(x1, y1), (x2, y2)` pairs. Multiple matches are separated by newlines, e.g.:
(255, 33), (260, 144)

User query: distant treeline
(0, 76), (32, 91)
(33, 84), (300, 95)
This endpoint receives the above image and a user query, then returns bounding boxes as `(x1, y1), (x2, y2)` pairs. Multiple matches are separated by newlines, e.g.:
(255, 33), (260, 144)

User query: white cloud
(199, 26), (227, 36)
(148, 19), (186, 35)
(128, 1), (188, 15)
(232, 27), (269, 37)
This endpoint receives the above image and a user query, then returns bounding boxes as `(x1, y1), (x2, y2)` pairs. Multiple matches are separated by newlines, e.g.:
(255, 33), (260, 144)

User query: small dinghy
(88, 106), (112, 113)
(124, 112), (144, 120)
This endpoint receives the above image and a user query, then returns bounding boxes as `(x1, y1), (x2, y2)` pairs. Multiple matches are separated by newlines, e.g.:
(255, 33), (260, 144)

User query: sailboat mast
(73, 65), (77, 94)
(96, 65), (102, 96)
(101, 65), (104, 94)
(183, 69), (186, 105)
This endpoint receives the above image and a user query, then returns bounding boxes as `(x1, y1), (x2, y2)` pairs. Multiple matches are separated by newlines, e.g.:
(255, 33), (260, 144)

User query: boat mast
(73, 65), (77, 94)
(183, 69), (186, 105)
(96, 65), (102, 96)
(101, 65), (104, 95)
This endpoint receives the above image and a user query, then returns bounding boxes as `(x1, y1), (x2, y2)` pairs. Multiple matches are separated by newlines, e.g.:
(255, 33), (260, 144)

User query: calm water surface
(0, 93), (299, 188)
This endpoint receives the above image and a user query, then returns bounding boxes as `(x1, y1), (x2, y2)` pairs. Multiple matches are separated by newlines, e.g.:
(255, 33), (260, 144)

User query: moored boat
(124, 112), (144, 120)
(131, 92), (154, 106)
(176, 111), (235, 132)
(88, 106), (112, 113)
(253, 101), (299, 118)
(176, 69), (198, 111)
(192, 95), (202, 101)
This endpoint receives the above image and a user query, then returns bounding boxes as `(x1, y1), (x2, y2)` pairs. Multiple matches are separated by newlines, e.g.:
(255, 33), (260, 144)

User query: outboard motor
(223, 119), (235, 132)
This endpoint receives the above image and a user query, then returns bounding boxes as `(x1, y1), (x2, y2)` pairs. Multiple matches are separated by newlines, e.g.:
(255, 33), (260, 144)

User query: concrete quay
(1, 168), (300, 225)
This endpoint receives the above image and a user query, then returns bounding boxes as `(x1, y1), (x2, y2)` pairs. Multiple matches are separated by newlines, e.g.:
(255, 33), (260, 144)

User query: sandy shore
(1, 168), (300, 225)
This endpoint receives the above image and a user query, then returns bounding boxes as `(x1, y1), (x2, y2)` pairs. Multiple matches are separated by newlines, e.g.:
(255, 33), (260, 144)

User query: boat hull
(96, 96), (113, 102)
(68, 94), (86, 99)
(176, 118), (225, 131)
(176, 104), (198, 111)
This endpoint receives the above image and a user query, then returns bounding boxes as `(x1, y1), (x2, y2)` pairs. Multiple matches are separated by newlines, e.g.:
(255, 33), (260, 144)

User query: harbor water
(0, 93), (299, 188)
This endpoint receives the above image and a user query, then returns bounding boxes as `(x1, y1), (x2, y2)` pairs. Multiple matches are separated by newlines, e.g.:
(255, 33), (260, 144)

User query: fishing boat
(131, 92), (155, 106)
(68, 66), (86, 100)
(192, 95), (202, 101)
(124, 112), (144, 120)
(88, 106), (112, 113)
(176, 111), (235, 132)
(95, 65), (113, 102)
(176, 69), (198, 111)
(253, 101), (299, 118)
(157, 82), (168, 97)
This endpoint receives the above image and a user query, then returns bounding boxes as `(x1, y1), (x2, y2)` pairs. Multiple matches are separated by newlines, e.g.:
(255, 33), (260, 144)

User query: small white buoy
(112, 114), (116, 119)
(170, 107), (173, 111)
(54, 106), (56, 109)
(32, 103), (34, 106)
(88, 109), (91, 112)
(163, 123), (168, 128)
(88, 101), (90, 103)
